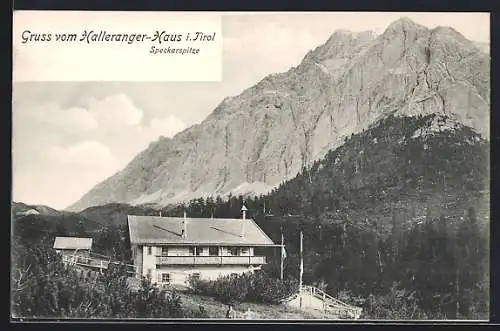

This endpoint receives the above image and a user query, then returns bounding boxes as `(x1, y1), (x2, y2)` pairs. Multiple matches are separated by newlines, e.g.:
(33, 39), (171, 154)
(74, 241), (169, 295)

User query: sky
(12, 12), (490, 210)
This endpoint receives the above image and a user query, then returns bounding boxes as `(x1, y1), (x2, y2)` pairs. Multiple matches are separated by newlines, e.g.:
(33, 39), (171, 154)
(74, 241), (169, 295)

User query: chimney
(241, 205), (248, 238)
(182, 211), (187, 239)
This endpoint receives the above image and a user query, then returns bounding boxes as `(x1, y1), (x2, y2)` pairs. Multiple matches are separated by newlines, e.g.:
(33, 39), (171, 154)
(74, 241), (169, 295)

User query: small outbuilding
(53, 236), (93, 257)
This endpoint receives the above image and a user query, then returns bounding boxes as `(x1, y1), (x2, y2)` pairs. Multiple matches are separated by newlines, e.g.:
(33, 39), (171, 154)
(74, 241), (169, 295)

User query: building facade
(127, 207), (279, 286)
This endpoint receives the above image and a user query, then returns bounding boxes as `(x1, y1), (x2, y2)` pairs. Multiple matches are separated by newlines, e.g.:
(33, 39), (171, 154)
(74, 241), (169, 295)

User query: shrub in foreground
(188, 271), (298, 305)
(11, 244), (206, 318)
(361, 283), (428, 320)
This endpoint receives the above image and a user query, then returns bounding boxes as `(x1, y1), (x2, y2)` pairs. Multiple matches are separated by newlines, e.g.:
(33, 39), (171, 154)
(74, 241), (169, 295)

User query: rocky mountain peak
(67, 18), (490, 212)
(431, 25), (478, 49)
(308, 29), (376, 61)
(383, 17), (428, 35)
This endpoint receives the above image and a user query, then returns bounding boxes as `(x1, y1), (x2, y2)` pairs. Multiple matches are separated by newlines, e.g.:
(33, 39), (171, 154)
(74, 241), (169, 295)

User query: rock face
(67, 18), (490, 211)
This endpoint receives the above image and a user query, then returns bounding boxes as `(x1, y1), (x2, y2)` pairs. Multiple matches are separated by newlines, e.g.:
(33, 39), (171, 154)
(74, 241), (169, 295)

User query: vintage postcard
(11, 11), (490, 321)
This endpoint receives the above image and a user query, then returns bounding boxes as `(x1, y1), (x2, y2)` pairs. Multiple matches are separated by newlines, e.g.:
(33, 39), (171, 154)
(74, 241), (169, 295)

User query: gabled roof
(127, 215), (277, 246)
(53, 237), (93, 250)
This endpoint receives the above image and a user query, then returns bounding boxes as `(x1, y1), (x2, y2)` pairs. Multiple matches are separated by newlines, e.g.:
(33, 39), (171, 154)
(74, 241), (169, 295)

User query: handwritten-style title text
(20, 30), (217, 45)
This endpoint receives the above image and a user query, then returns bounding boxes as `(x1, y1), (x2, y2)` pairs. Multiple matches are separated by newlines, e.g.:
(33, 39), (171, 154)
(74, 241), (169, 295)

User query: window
(240, 247), (249, 255)
(162, 273), (170, 283)
(209, 247), (219, 256)
(147, 247), (152, 255)
(162, 247), (168, 256)
(196, 247), (203, 256)
(147, 268), (152, 278)
(155, 264), (160, 270)
(191, 273), (201, 280)
(189, 247), (195, 256)
(228, 247), (238, 256)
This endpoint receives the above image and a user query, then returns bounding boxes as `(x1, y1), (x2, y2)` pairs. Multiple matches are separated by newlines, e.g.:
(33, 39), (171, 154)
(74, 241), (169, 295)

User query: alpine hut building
(127, 205), (280, 286)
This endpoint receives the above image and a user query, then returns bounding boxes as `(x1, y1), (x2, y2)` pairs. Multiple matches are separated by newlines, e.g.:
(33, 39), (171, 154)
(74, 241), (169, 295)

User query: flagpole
(280, 227), (284, 281)
(299, 230), (303, 308)
(299, 231), (303, 290)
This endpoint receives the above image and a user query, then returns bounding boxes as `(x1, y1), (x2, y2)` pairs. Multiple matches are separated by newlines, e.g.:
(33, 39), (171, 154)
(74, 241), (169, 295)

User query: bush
(188, 273), (248, 304)
(11, 243), (206, 319)
(131, 279), (185, 318)
(188, 271), (298, 305)
(362, 283), (428, 320)
(247, 271), (299, 304)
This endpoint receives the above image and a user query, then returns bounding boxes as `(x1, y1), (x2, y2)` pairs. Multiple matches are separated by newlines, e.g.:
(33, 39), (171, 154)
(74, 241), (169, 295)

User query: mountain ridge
(67, 18), (490, 212)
